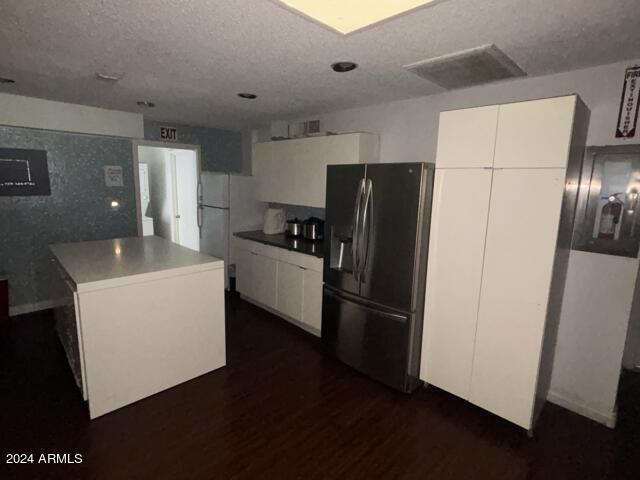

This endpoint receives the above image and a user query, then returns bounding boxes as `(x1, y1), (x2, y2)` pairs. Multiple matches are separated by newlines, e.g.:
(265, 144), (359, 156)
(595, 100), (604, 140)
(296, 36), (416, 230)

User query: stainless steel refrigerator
(322, 163), (435, 393)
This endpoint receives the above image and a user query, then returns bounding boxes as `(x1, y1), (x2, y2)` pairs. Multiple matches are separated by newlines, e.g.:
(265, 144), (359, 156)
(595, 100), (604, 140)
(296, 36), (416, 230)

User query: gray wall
(269, 202), (325, 221)
(144, 120), (242, 173)
(0, 125), (137, 310)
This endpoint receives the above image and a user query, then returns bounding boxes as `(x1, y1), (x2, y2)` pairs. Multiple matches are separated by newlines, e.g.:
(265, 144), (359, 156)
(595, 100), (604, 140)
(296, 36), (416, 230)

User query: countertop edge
(233, 231), (324, 259)
(74, 261), (224, 294)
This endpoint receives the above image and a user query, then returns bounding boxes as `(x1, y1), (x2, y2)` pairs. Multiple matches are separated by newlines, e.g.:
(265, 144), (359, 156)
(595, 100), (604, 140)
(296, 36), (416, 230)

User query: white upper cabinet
(252, 142), (275, 201)
(493, 96), (576, 168)
(435, 105), (499, 168)
(252, 133), (379, 208)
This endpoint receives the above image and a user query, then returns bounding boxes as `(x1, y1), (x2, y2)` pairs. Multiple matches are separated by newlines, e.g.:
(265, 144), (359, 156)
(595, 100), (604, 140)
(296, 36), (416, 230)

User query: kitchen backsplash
(269, 203), (325, 221)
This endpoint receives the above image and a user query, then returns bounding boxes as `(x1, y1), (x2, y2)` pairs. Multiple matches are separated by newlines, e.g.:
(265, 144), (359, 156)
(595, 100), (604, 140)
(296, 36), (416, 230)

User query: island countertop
(51, 236), (223, 293)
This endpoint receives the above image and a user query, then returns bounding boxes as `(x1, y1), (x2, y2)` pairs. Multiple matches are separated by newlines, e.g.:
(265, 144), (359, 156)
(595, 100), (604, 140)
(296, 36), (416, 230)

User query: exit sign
(160, 127), (178, 141)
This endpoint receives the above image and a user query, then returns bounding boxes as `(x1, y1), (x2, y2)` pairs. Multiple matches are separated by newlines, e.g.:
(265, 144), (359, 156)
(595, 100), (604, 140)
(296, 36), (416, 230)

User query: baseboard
(239, 295), (321, 338)
(547, 390), (617, 428)
(9, 298), (64, 317)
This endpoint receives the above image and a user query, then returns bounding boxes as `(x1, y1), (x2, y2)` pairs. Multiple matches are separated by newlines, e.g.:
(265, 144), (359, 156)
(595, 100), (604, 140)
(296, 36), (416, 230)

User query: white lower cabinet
(235, 248), (254, 299)
(302, 269), (322, 331)
(234, 238), (323, 335)
(469, 168), (565, 428)
(277, 261), (304, 321)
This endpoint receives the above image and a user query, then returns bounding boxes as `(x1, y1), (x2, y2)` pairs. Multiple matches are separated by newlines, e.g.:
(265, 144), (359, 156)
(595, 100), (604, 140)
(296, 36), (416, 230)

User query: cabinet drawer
(233, 237), (253, 253)
(278, 249), (323, 272)
(251, 242), (280, 259)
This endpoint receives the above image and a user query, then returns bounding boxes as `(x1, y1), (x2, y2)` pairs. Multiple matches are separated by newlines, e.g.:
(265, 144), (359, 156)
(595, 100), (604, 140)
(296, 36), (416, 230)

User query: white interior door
(469, 168), (565, 429)
(172, 150), (200, 251)
(421, 168), (493, 399)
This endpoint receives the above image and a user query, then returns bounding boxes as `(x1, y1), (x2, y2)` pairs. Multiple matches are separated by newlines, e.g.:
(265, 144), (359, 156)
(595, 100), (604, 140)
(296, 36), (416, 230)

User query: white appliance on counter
(198, 172), (265, 289)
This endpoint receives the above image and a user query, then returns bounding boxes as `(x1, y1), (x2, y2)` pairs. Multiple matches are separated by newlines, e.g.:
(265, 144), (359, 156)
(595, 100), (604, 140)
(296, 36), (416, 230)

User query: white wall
(549, 251), (638, 427)
(0, 93), (143, 138)
(268, 57), (640, 426)
(276, 58), (640, 163)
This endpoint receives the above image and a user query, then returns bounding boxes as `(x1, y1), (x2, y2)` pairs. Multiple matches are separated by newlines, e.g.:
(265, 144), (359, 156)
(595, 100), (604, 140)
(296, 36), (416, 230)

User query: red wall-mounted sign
(616, 65), (640, 138)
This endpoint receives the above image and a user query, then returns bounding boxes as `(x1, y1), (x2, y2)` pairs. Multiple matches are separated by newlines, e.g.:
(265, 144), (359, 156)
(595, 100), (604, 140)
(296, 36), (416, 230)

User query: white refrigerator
(199, 172), (264, 289)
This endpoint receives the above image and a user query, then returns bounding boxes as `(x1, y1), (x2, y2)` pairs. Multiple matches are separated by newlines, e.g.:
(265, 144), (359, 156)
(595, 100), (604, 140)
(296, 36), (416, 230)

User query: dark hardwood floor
(1, 294), (639, 479)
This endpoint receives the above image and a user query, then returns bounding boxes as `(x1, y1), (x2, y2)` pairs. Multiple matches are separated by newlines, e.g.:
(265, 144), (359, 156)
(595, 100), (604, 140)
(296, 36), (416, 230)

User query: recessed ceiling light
(0, 77), (16, 84)
(331, 61), (358, 73)
(136, 100), (155, 108)
(276, 0), (439, 35)
(237, 93), (257, 99)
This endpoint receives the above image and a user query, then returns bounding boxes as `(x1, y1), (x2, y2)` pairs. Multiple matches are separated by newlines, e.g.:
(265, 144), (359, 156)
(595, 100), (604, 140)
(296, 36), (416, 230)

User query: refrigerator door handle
(352, 179), (366, 281)
(197, 181), (204, 231)
(359, 178), (373, 277)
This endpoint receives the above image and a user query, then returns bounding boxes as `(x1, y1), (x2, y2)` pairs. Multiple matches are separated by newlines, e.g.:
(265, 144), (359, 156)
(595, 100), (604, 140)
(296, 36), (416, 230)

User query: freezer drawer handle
(324, 287), (408, 323)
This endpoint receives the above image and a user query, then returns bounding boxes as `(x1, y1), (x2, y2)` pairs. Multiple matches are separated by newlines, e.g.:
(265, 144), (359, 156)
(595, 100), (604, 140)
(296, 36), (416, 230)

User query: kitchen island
(50, 236), (226, 419)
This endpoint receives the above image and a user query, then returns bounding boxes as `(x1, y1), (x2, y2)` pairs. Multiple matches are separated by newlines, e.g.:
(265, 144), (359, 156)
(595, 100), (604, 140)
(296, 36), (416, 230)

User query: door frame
(132, 140), (202, 237)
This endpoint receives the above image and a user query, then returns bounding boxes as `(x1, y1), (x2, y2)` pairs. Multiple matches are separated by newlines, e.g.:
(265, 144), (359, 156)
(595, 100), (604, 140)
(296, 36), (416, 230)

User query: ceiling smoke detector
(136, 100), (155, 108)
(404, 44), (526, 90)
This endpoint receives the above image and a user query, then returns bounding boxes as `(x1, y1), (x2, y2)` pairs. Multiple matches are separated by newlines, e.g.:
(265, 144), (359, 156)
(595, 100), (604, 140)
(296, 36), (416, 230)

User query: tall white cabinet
(421, 95), (589, 431)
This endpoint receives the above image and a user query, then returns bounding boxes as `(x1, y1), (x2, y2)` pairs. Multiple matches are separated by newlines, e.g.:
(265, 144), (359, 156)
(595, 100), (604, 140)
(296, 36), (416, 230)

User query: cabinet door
(470, 168), (565, 429)
(436, 106), (499, 168)
(302, 269), (322, 333)
(252, 142), (274, 202)
(252, 253), (278, 309)
(292, 134), (360, 208)
(493, 96), (576, 168)
(235, 248), (254, 299)
(294, 139), (328, 208)
(421, 168), (492, 399)
(277, 261), (304, 321)
(272, 141), (297, 204)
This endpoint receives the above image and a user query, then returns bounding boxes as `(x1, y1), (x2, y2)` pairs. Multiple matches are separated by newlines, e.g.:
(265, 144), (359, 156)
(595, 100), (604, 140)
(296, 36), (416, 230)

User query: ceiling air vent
(404, 44), (526, 90)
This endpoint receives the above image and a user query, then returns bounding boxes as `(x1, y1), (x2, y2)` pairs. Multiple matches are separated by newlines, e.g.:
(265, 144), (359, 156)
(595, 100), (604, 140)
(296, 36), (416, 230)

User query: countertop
(51, 236), (224, 293)
(234, 230), (324, 258)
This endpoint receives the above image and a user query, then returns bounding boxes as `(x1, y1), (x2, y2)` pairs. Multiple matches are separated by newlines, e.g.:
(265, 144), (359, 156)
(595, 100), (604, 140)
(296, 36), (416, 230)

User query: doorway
(134, 142), (201, 251)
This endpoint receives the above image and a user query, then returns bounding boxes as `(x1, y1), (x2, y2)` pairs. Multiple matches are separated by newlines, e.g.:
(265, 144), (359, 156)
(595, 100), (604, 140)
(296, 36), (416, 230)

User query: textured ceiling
(0, 0), (639, 130)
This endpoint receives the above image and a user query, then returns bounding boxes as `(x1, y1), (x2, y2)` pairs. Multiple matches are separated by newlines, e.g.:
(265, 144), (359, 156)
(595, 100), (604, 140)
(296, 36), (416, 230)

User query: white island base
(51, 236), (226, 419)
